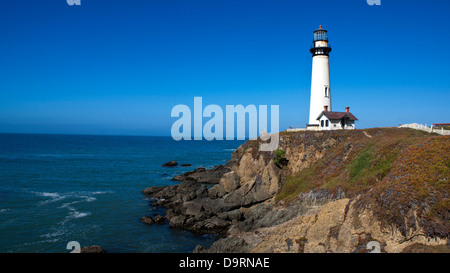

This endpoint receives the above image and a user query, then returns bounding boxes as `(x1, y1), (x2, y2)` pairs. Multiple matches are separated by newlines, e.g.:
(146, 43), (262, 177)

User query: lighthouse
(287, 26), (358, 132)
(307, 26), (332, 130)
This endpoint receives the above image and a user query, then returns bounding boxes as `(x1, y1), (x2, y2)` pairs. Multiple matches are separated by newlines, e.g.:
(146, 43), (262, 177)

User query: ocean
(0, 133), (244, 253)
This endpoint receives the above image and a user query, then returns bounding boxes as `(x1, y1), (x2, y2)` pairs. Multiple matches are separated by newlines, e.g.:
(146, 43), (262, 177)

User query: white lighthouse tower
(307, 25), (332, 130)
(286, 26), (358, 132)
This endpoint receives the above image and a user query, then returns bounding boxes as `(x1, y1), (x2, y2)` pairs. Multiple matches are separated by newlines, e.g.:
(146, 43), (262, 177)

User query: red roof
(433, 123), (450, 126)
(317, 111), (358, 121)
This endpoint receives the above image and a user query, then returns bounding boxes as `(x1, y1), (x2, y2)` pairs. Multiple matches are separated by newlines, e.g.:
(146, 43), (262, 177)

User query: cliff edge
(143, 127), (449, 253)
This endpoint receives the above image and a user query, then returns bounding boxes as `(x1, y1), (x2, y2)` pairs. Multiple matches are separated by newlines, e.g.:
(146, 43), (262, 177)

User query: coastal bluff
(142, 128), (449, 253)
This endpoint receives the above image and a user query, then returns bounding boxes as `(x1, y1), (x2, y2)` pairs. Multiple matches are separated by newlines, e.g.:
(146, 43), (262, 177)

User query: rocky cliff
(142, 128), (449, 253)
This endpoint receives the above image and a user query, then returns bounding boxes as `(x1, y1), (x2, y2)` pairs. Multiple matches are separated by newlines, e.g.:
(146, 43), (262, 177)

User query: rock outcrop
(206, 196), (448, 253)
(142, 128), (449, 253)
(141, 216), (155, 225)
(141, 215), (165, 225)
(162, 161), (178, 167)
(171, 164), (232, 184)
(80, 245), (105, 253)
(143, 139), (281, 234)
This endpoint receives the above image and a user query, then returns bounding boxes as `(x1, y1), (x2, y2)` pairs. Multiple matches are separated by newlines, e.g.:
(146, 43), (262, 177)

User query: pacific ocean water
(0, 133), (244, 253)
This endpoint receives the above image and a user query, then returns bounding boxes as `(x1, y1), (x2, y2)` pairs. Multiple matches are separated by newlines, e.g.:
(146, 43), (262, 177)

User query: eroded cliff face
(220, 197), (448, 253)
(143, 128), (449, 253)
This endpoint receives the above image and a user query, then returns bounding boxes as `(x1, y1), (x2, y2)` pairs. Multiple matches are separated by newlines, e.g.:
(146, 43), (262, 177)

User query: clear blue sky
(0, 0), (449, 136)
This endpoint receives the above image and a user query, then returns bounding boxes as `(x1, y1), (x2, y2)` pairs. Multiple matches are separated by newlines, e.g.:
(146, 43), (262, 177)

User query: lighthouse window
(325, 86), (328, 97)
(314, 31), (328, 41)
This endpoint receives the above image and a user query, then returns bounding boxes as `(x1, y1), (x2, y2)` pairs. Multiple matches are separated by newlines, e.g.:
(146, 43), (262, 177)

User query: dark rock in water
(169, 215), (186, 228)
(181, 164), (192, 167)
(81, 245), (105, 253)
(142, 186), (159, 195)
(143, 180), (233, 234)
(171, 175), (184, 181)
(141, 216), (155, 225)
(142, 138), (309, 244)
(171, 165), (231, 184)
(142, 143), (281, 237)
(154, 214), (165, 224)
(162, 161), (178, 167)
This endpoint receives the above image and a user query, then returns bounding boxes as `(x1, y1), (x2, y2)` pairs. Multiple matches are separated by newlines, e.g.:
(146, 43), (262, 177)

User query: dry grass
(275, 128), (449, 239)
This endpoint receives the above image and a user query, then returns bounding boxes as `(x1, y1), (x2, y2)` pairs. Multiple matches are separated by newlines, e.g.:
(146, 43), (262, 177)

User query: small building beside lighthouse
(306, 26), (358, 131)
(317, 106), (358, 130)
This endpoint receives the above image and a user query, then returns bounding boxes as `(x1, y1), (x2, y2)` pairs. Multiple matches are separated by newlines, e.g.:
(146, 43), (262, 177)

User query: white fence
(399, 123), (450, 136)
(286, 128), (307, 132)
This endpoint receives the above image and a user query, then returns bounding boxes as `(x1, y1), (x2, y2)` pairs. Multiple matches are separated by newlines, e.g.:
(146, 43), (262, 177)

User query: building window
(326, 120), (329, 127)
(321, 120), (324, 127)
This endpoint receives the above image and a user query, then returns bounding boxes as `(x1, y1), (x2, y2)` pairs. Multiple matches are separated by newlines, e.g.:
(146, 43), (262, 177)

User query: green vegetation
(346, 142), (399, 189)
(276, 166), (317, 202)
(277, 131), (402, 201)
(275, 127), (449, 239)
(273, 149), (288, 168)
(348, 145), (374, 182)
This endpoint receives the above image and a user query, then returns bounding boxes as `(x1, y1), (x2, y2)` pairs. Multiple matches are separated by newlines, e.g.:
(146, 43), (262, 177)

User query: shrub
(273, 149), (289, 168)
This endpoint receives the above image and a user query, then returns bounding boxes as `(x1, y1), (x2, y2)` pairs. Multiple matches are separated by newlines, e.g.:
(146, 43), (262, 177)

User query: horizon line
(0, 131), (252, 140)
